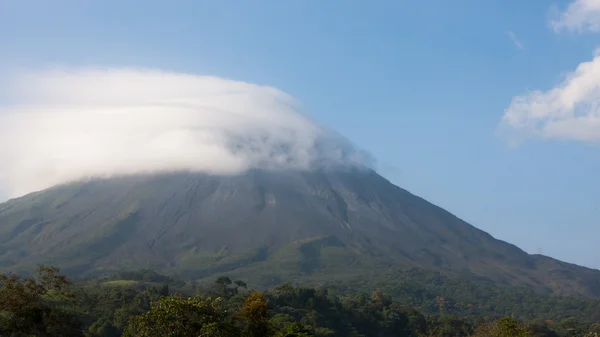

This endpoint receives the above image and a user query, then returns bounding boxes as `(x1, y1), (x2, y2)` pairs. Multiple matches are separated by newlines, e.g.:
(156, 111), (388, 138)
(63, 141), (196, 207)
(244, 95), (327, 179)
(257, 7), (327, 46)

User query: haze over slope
(0, 68), (371, 198)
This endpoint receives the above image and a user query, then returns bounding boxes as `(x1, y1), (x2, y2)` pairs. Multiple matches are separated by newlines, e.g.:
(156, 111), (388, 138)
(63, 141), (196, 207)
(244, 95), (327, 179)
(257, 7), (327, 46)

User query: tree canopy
(1, 267), (599, 337)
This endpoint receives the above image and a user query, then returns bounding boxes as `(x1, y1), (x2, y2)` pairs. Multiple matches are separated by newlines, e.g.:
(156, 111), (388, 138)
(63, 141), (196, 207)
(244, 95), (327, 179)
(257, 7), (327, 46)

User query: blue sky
(1, 0), (599, 268)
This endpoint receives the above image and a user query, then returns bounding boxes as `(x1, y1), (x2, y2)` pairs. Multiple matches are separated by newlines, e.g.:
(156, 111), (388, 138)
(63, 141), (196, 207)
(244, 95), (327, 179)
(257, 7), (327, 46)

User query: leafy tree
(0, 265), (82, 336)
(123, 295), (238, 337)
(239, 291), (274, 337)
(213, 276), (248, 298)
(279, 322), (314, 337)
(470, 316), (530, 337)
(158, 283), (169, 297)
(235, 280), (248, 290)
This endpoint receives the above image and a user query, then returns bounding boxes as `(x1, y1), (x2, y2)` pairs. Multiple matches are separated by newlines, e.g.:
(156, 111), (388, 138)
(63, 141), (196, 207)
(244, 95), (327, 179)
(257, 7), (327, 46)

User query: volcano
(0, 168), (599, 296)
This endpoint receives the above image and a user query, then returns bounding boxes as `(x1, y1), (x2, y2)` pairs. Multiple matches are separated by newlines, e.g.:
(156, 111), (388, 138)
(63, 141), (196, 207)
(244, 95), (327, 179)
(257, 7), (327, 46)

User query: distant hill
(0, 168), (598, 297)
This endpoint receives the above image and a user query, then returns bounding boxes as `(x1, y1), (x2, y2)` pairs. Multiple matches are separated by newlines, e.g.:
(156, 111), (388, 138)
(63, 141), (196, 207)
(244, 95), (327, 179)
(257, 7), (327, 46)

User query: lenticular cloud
(0, 68), (370, 198)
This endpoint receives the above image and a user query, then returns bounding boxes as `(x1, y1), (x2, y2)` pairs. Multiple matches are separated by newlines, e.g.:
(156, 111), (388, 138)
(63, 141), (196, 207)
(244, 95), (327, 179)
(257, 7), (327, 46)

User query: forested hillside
(2, 171), (599, 298)
(2, 266), (599, 337)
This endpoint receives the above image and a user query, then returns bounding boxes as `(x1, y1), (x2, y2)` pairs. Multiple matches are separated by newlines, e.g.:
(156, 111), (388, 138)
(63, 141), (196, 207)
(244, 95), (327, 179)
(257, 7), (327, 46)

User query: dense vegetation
(1, 266), (600, 337)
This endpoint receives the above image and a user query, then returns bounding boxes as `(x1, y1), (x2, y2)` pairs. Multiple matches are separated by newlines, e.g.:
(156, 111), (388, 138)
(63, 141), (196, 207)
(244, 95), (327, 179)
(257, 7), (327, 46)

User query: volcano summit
(0, 69), (599, 298)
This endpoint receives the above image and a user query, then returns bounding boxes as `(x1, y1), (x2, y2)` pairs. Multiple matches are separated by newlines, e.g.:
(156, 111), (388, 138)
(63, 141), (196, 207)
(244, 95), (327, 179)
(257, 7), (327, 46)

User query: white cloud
(500, 49), (600, 144)
(551, 0), (600, 33)
(0, 68), (372, 198)
(507, 31), (524, 50)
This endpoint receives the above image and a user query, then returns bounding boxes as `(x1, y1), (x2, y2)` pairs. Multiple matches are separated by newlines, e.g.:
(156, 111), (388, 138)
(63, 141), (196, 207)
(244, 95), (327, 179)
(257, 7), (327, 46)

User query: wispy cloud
(499, 49), (600, 144)
(507, 31), (524, 50)
(551, 0), (600, 33)
(0, 68), (372, 198)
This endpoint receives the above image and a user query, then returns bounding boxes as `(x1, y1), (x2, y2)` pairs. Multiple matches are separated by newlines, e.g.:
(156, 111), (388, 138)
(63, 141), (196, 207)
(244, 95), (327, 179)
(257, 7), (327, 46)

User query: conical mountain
(0, 169), (598, 296)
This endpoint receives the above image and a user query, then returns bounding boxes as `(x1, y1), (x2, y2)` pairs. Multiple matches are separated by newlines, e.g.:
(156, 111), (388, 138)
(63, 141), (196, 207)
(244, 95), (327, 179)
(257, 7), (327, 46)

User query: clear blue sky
(1, 0), (598, 268)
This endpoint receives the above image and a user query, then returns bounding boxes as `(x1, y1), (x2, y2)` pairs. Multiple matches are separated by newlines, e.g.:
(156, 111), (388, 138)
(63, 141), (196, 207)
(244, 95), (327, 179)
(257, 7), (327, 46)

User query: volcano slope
(0, 168), (598, 297)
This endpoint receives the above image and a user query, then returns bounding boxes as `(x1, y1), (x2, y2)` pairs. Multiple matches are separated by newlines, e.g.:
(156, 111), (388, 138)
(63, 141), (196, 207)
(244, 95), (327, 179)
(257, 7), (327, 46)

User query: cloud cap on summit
(0, 68), (372, 198)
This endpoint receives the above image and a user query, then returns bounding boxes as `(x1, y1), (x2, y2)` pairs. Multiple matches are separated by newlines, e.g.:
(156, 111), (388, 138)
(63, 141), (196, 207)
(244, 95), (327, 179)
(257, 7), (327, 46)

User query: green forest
(1, 266), (600, 337)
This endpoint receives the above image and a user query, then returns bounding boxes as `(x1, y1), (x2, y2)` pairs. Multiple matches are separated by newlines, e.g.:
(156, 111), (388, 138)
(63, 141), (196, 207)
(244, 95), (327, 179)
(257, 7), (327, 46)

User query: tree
(239, 291), (274, 337)
(234, 280), (248, 294)
(158, 283), (169, 297)
(471, 317), (530, 337)
(216, 276), (233, 288)
(123, 295), (239, 337)
(0, 265), (82, 336)
(280, 322), (314, 337)
(371, 288), (391, 309)
(215, 276), (234, 297)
